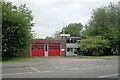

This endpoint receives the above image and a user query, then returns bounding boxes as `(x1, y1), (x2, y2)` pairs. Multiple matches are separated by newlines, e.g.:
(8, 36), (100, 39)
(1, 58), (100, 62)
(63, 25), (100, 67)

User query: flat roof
(32, 39), (65, 44)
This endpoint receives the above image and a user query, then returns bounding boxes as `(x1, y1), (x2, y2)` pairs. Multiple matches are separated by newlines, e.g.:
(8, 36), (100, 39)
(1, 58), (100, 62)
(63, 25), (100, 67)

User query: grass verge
(2, 57), (47, 64)
(65, 55), (119, 59)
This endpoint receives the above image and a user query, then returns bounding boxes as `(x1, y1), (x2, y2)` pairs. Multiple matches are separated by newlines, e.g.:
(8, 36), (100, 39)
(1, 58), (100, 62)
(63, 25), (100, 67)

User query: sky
(7, 0), (119, 39)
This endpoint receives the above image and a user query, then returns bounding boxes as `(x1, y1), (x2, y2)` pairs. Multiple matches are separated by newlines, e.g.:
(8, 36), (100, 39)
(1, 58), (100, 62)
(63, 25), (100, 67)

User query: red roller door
(48, 43), (60, 56)
(32, 43), (44, 57)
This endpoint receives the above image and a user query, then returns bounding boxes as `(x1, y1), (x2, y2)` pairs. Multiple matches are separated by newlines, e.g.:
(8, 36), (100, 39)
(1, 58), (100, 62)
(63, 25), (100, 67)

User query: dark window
(67, 48), (73, 52)
(48, 46), (51, 49)
(67, 40), (70, 43)
(32, 45), (34, 50)
(54, 46), (57, 49)
(35, 45), (37, 50)
(67, 38), (74, 43)
(38, 46), (40, 49)
(42, 46), (44, 49)
(51, 46), (54, 49)
(57, 46), (60, 49)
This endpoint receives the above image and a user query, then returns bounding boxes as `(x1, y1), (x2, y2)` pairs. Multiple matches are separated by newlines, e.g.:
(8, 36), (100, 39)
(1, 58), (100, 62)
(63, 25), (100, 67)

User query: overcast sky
(7, 0), (119, 39)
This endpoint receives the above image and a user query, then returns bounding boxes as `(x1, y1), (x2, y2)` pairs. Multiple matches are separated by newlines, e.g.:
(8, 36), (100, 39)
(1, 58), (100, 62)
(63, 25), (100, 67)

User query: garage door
(48, 43), (60, 56)
(32, 43), (44, 57)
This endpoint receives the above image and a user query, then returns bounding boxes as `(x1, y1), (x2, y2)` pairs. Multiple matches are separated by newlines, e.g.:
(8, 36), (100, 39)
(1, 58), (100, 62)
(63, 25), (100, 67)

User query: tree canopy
(83, 3), (120, 53)
(2, 1), (34, 56)
(53, 31), (61, 38)
(45, 36), (54, 40)
(61, 23), (83, 36)
(77, 36), (110, 56)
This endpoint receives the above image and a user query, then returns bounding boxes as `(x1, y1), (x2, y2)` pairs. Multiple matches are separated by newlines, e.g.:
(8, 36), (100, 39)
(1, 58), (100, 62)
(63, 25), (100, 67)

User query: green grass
(2, 57), (47, 64)
(1, 55), (119, 64)
(65, 55), (119, 59)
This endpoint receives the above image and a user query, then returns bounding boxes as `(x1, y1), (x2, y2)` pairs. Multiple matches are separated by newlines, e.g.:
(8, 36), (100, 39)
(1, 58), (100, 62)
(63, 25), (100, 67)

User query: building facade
(66, 36), (81, 56)
(30, 34), (81, 57)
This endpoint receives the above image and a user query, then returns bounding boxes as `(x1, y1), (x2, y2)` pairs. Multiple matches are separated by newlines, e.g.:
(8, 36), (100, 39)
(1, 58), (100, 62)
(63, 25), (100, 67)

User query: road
(2, 57), (119, 78)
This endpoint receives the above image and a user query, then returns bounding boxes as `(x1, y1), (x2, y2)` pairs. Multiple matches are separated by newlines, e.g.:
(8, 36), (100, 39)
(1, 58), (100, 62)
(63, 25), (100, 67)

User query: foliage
(0, 1), (2, 52)
(2, 1), (34, 55)
(77, 36), (110, 56)
(45, 36), (54, 40)
(61, 23), (83, 36)
(118, 2), (120, 53)
(83, 3), (120, 53)
(53, 30), (61, 38)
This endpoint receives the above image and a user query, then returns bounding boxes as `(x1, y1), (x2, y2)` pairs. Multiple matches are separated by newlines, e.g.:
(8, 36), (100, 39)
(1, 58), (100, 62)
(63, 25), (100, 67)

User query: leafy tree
(61, 23), (83, 36)
(2, 1), (34, 56)
(77, 36), (110, 56)
(118, 2), (120, 53)
(83, 3), (119, 53)
(45, 36), (54, 40)
(0, 1), (2, 53)
(53, 30), (61, 38)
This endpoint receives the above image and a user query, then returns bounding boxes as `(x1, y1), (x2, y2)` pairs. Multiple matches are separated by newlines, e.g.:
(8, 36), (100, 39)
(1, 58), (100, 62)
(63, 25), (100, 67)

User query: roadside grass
(65, 55), (119, 59)
(1, 55), (119, 63)
(2, 57), (47, 64)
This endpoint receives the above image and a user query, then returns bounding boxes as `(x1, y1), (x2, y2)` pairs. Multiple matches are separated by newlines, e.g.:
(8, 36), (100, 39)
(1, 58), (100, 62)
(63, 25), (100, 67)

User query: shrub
(77, 36), (110, 56)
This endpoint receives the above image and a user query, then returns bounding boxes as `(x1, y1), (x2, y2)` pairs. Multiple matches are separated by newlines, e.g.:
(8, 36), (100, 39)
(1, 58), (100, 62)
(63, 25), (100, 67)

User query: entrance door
(31, 43), (44, 57)
(48, 43), (60, 56)
(32, 44), (38, 57)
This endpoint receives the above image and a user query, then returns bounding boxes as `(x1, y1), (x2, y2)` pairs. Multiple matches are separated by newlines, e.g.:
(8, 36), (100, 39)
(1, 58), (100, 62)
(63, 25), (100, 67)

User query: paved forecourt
(2, 57), (119, 78)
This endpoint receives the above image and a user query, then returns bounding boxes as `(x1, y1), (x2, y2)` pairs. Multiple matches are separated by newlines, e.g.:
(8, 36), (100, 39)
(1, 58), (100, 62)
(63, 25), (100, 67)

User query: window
(38, 46), (40, 49)
(57, 46), (60, 49)
(67, 39), (70, 43)
(35, 45), (37, 50)
(32, 45), (34, 50)
(48, 44), (60, 50)
(67, 38), (74, 43)
(67, 48), (73, 52)
(51, 46), (54, 49)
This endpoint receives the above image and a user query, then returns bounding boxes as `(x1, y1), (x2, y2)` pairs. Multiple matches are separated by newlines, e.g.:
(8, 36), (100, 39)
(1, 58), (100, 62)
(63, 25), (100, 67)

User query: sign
(61, 49), (65, 52)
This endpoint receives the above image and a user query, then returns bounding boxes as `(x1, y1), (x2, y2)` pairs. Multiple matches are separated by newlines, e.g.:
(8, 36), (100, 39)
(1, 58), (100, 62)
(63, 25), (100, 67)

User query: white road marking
(77, 64), (95, 67)
(30, 67), (40, 72)
(77, 65), (112, 70)
(54, 65), (112, 71)
(54, 67), (59, 69)
(53, 64), (93, 69)
(2, 65), (113, 76)
(44, 71), (54, 72)
(98, 74), (119, 78)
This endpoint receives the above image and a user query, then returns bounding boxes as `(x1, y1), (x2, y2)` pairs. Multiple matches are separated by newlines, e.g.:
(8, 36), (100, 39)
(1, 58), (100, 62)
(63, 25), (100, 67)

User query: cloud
(7, 0), (119, 38)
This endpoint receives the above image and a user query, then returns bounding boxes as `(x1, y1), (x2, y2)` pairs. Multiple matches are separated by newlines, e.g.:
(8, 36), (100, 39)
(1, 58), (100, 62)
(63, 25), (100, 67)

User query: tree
(45, 36), (54, 40)
(0, 1), (2, 53)
(53, 30), (61, 38)
(61, 23), (83, 36)
(83, 3), (119, 53)
(118, 1), (120, 53)
(77, 36), (110, 56)
(2, 1), (34, 56)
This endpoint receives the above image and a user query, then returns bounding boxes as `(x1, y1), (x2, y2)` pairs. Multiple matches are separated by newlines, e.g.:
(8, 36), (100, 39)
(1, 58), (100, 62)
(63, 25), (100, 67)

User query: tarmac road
(2, 57), (119, 78)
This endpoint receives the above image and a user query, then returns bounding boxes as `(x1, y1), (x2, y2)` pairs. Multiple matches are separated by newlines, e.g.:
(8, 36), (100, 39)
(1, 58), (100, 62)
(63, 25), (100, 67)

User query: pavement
(2, 57), (119, 78)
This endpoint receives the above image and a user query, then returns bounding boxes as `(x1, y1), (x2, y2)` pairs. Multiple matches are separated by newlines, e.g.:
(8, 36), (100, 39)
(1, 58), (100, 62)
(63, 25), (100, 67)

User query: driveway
(2, 57), (119, 78)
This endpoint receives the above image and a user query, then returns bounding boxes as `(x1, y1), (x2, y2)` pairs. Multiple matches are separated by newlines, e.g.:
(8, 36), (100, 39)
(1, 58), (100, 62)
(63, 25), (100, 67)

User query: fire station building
(30, 34), (81, 57)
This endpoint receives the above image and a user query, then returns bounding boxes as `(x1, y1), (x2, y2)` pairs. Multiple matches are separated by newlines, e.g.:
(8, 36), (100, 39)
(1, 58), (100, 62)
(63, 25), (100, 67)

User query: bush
(77, 36), (110, 56)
